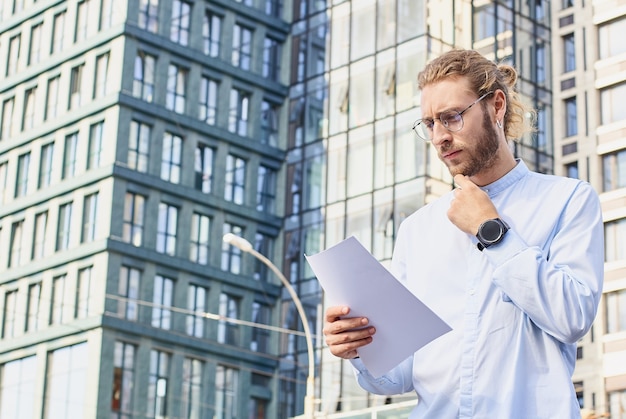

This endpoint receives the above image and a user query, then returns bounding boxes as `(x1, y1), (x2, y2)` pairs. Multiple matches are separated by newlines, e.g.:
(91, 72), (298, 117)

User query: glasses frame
(412, 91), (494, 141)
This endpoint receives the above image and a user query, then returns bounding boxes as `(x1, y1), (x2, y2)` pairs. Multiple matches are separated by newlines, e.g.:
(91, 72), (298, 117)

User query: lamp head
(223, 233), (253, 252)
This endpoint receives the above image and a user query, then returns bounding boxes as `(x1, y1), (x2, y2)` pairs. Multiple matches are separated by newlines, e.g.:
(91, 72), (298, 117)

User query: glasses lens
(413, 120), (432, 140)
(441, 112), (463, 132)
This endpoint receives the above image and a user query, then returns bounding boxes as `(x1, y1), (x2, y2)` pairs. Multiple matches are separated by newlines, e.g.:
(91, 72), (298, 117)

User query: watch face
(481, 219), (503, 243)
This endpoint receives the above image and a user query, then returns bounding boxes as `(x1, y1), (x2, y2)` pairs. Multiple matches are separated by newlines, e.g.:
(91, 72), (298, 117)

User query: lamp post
(223, 233), (315, 419)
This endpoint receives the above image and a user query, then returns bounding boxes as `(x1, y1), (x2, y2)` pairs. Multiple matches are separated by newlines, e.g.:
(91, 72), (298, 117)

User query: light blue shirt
(351, 160), (604, 418)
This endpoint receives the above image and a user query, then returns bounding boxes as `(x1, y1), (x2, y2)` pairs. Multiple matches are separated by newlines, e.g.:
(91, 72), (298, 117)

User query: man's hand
(323, 306), (375, 359)
(448, 174), (500, 235)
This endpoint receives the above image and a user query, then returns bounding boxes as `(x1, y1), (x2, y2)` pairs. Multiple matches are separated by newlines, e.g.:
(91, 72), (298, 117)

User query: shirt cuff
(481, 227), (526, 267)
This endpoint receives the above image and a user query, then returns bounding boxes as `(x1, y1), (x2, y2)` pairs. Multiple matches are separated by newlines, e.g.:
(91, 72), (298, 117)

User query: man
(323, 49), (604, 418)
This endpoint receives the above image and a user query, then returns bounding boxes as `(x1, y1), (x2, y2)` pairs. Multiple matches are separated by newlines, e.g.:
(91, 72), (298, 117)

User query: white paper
(305, 236), (452, 378)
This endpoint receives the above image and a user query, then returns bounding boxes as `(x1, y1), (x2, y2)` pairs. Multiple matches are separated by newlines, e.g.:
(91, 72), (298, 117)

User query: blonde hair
(417, 49), (535, 141)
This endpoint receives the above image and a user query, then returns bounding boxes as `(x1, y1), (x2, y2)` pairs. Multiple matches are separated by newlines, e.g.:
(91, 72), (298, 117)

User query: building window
(257, 165), (276, 213)
(88, 121), (104, 169)
(249, 397), (268, 419)
(2, 290), (18, 339)
(139, 0), (159, 33)
(190, 213), (210, 265)
(0, 356), (37, 419)
(44, 344), (88, 418)
(166, 64), (186, 114)
(28, 23), (43, 65)
(128, 120), (150, 172)
(62, 132), (79, 179)
(218, 293), (240, 345)
(562, 0), (574, 8)
(232, 24), (252, 70)
(15, 152), (30, 198)
(195, 144), (214, 193)
(123, 192), (145, 246)
(606, 288), (626, 334)
(111, 342), (135, 417)
(45, 76), (60, 120)
(152, 275), (174, 329)
(148, 350), (169, 418)
(182, 358), (203, 419)
(605, 218), (626, 262)
(253, 233), (273, 281)
(75, 266), (93, 319)
(601, 83), (626, 125)
(608, 389), (626, 419)
(56, 202), (73, 251)
(225, 155), (246, 205)
(100, 0), (114, 30)
(260, 100), (279, 146)
(565, 97), (577, 137)
(199, 76), (218, 125)
(563, 34), (576, 73)
(265, 0), (283, 17)
(574, 381), (584, 408)
(118, 266), (140, 321)
(9, 220), (25, 268)
(215, 365), (239, 419)
(22, 87), (37, 131)
(6, 34), (21, 77)
(228, 88), (250, 136)
(133, 52), (155, 102)
(221, 224), (244, 274)
(68, 64), (84, 110)
(26, 283), (42, 332)
(565, 162), (578, 179)
(156, 203), (178, 255)
(603, 149), (626, 192)
(32, 211), (48, 260)
(186, 284), (207, 337)
(161, 132), (182, 183)
(0, 162), (7, 205)
(51, 12), (66, 54)
(170, 0), (190, 46)
(473, 4), (495, 41)
(38, 143), (54, 189)
(251, 302), (271, 352)
(536, 106), (547, 151)
(94, 52), (110, 99)
(599, 17), (626, 59)
(203, 12), (221, 57)
(50, 274), (67, 324)
(262, 37), (281, 81)
(82, 192), (99, 243)
(75, 0), (90, 43)
(1, 97), (15, 140)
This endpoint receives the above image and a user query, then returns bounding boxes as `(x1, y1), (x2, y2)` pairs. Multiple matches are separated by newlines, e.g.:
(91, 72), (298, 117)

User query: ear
(493, 89), (507, 122)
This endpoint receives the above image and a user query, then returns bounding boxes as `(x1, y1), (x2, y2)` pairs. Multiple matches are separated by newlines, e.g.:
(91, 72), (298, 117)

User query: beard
(441, 111), (501, 177)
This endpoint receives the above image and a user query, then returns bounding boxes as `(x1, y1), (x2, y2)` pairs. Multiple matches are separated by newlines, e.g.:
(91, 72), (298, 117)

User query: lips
(442, 149), (461, 159)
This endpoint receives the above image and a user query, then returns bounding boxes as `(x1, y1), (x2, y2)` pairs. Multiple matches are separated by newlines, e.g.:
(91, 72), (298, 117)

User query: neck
(469, 153), (517, 187)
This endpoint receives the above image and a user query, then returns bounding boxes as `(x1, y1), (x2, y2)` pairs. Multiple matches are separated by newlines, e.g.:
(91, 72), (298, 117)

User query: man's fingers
(325, 305), (350, 321)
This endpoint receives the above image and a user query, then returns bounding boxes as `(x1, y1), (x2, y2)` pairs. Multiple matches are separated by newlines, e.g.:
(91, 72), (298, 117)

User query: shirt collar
(479, 159), (528, 198)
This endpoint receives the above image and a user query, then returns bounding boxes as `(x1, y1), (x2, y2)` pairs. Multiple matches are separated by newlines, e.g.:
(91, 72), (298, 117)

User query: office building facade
(0, 0), (296, 418)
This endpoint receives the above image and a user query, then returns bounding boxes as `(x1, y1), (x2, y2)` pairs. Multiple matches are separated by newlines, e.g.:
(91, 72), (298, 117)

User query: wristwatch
(476, 218), (509, 251)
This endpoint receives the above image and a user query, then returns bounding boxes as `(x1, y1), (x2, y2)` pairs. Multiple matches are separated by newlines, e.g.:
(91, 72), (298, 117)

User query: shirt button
(468, 289), (475, 295)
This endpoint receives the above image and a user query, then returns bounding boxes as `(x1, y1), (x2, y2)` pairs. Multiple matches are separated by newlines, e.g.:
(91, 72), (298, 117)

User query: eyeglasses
(412, 91), (493, 141)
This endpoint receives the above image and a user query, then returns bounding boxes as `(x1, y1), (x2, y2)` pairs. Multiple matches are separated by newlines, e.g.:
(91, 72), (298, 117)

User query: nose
(430, 122), (451, 146)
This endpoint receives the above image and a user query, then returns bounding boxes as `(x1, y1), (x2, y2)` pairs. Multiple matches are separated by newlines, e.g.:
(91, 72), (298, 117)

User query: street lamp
(223, 233), (315, 419)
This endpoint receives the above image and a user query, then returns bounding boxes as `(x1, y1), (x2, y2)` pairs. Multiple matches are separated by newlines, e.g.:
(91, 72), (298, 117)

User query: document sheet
(305, 236), (452, 377)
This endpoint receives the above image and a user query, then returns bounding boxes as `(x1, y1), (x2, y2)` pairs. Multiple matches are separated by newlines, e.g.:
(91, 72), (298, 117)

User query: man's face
(421, 78), (500, 178)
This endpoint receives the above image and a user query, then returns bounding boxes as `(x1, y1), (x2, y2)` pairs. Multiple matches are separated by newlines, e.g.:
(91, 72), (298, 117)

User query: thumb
(453, 174), (473, 189)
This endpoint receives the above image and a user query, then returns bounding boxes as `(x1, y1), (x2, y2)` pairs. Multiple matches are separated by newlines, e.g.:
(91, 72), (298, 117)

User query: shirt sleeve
(350, 356), (415, 395)
(484, 181), (604, 344)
